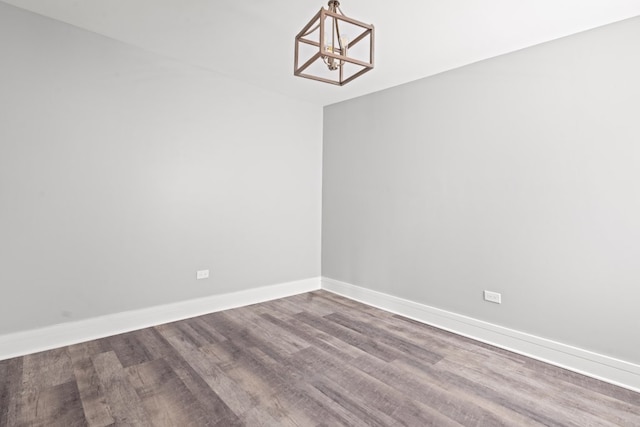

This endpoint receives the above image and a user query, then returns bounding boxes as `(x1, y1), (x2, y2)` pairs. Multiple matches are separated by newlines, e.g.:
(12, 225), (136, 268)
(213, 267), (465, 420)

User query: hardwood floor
(1, 290), (639, 426)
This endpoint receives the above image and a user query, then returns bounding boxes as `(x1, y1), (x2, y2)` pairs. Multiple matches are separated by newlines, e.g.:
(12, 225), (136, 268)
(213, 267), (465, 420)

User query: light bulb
(340, 35), (349, 56)
(325, 40), (333, 53)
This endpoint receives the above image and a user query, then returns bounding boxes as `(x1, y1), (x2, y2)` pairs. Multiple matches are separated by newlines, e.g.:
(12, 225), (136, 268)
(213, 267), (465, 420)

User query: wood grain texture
(1, 290), (639, 426)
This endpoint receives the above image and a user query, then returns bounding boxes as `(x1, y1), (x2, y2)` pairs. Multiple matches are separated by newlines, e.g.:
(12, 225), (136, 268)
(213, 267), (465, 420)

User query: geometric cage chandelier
(294, 1), (374, 86)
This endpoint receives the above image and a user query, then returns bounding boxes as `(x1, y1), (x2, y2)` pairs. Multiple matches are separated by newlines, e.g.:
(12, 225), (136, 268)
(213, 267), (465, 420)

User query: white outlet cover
(484, 290), (502, 304)
(196, 270), (209, 280)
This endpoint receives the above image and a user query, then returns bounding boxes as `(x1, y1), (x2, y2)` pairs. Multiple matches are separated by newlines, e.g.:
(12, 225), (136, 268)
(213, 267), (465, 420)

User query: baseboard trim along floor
(2, 274), (638, 393)
(0, 277), (321, 361)
(321, 276), (640, 393)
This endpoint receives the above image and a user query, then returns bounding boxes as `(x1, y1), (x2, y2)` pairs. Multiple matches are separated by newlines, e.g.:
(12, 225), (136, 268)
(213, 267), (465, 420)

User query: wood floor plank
(434, 358), (597, 427)
(134, 327), (240, 424)
(309, 377), (401, 426)
(289, 345), (463, 426)
(389, 313), (529, 365)
(325, 311), (444, 364)
(14, 348), (82, 427)
(67, 343), (115, 427)
(106, 331), (155, 368)
(294, 310), (407, 363)
(307, 291), (394, 317)
(156, 323), (258, 418)
(219, 338), (383, 427)
(169, 321), (213, 348)
(259, 311), (366, 361)
(523, 356), (640, 406)
(21, 381), (88, 427)
(126, 358), (216, 426)
(395, 354), (573, 427)
(213, 349), (299, 426)
(224, 306), (311, 355)
(284, 292), (348, 317)
(438, 350), (640, 426)
(22, 348), (75, 389)
(259, 291), (346, 318)
(353, 351), (512, 426)
(186, 317), (228, 345)
(499, 357), (640, 422)
(1, 289), (639, 426)
(0, 360), (9, 426)
(91, 351), (152, 426)
(330, 303), (465, 356)
(233, 341), (375, 426)
(199, 312), (294, 363)
(0, 358), (23, 427)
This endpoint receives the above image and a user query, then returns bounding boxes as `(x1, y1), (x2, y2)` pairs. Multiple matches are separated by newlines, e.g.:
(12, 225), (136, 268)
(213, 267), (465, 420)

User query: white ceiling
(4, 0), (640, 106)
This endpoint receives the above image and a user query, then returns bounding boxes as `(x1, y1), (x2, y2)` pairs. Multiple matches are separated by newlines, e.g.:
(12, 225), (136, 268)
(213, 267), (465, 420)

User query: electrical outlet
(484, 290), (501, 304)
(196, 270), (209, 280)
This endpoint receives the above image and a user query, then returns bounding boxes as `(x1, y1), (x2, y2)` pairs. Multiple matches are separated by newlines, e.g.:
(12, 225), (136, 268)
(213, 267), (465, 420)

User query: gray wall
(323, 16), (640, 364)
(0, 3), (322, 335)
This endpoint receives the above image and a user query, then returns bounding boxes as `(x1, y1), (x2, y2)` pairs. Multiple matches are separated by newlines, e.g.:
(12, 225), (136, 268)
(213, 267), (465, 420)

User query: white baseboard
(321, 276), (640, 393)
(5, 275), (638, 393)
(0, 277), (321, 361)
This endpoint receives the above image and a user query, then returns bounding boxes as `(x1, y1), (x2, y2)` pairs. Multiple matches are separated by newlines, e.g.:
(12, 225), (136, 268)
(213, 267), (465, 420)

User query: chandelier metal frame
(294, 1), (375, 86)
